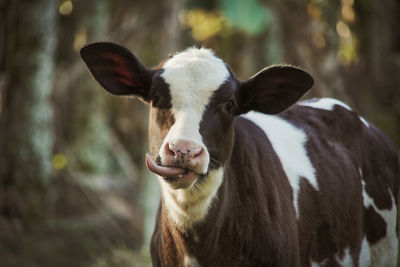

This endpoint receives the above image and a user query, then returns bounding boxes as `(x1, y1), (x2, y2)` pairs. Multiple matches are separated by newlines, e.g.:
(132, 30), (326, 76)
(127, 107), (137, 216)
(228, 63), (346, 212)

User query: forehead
(160, 47), (229, 110)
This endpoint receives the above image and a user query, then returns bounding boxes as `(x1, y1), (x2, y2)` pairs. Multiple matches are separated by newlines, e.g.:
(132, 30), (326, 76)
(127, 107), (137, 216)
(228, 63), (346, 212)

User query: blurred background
(0, 0), (399, 266)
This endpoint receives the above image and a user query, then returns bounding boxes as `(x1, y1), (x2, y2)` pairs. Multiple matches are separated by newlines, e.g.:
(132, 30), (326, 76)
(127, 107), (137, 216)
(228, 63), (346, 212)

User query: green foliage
(219, 0), (272, 35)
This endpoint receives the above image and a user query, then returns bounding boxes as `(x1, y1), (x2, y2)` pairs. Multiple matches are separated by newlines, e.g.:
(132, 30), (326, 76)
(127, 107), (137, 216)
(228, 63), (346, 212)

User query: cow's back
(243, 98), (399, 266)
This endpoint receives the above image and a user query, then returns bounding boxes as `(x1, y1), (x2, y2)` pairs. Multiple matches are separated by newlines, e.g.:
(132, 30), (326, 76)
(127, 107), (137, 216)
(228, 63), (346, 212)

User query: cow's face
(81, 42), (314, 190)
(146, 48), (238, 189)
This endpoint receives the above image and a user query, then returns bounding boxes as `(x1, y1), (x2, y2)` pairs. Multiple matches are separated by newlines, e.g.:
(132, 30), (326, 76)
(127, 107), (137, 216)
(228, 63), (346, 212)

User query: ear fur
(237, 65), (314, 114)
(80, 42), (153, 101)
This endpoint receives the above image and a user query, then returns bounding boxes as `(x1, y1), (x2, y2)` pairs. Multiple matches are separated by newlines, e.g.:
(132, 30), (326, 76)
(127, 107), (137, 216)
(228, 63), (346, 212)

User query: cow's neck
(156, 168), (227, 266)
(157, 169), (230, 266)
(159, 167), (225, 231)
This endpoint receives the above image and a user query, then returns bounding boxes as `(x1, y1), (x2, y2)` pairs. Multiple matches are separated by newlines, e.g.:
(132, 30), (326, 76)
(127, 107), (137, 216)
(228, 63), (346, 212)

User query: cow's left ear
(80, 42), (153, 101)
(236, 66), (314, 114)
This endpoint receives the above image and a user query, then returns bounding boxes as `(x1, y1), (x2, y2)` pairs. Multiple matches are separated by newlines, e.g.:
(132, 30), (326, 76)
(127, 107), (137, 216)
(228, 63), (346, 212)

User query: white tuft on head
(162, 47), (229, 112)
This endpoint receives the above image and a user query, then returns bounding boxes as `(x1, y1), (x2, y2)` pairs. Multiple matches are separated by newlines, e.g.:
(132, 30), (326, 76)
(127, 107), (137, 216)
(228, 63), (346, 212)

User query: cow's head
(81, 42), (313, 190)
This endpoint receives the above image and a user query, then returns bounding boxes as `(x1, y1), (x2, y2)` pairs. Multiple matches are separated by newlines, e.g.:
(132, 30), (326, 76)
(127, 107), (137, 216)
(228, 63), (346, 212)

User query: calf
(81, 42), (399, 267)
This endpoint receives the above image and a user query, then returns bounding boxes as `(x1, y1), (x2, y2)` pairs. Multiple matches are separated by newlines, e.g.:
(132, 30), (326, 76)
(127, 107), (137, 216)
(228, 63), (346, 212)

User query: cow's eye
(225, 99), (237, 114)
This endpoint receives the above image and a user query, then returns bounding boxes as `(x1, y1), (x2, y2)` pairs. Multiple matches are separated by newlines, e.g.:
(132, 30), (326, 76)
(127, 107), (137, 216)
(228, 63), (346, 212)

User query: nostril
(192, 148), (204, 159)
(165, 142), (176, 157)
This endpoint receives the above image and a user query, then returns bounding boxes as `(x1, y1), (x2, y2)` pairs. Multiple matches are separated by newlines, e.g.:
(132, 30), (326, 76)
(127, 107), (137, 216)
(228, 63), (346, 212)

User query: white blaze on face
(157, 48), (229, 229)
(160, 47), (229, 172)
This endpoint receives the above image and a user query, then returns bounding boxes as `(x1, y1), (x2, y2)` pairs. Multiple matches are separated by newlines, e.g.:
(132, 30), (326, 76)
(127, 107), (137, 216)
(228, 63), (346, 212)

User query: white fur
(361, 180), (374, 208)
(360, 116), (370, 128)
(335, 248), (353, 266)
(361, 180), (398, 266)
(160, 168), (224, 230)
(298, 98), (351, 111)
(162, 47), (229, 112)
(159, 47), (229, 173)
(299, 98), (370, 128)
(313, 242), (369, 267)
(184, 255), (200, 267)
(242, 111), (319, 218)
(359, 237), (372, 267)
(311, 259), (328, 267)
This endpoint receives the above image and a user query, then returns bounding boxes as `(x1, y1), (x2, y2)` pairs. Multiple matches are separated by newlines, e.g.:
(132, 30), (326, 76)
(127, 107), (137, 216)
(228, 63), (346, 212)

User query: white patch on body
(361, 180), (398, 266)
(242, 111), (318, 218)
(184, 255), (200, 267)
(335, 247), (353, 266)
(299, 98), (370, 128)
(160, 168), (224, 229)
(358, 237), (371, 267)
(298, 98), (352, 111)
(313, 244), (363, 267)
(359, 116), (370, 128)
(311, 259), (328, 267)
(159, 47), (229, 173)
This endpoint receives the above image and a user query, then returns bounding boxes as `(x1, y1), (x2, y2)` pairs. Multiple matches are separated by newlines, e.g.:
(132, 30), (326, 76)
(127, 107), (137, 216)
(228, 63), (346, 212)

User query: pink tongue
(145, 153), (185, 178)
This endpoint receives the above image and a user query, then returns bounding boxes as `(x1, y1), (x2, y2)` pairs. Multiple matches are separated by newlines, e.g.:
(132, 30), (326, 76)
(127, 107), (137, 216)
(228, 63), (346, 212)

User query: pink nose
(163, 139), (206, 169)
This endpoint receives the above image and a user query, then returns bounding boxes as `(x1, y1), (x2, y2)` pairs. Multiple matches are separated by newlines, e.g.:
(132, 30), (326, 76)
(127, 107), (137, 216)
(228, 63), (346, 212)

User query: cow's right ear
(80, 42), (153, 101)
(236, 65), (313, 115)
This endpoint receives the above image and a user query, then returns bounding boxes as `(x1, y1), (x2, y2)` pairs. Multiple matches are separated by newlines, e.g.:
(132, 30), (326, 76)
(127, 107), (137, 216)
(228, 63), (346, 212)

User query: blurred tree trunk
(0, 0), (57, 222)
(160, 0), (184, 54)
(67, 0), (115, 174)
(351, 0), (400, 147)
(268, 0), (352, 103)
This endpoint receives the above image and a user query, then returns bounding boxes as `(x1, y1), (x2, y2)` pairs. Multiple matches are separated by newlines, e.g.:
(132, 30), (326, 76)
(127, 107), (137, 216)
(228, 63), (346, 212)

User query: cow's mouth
(145, 154), (200, 188)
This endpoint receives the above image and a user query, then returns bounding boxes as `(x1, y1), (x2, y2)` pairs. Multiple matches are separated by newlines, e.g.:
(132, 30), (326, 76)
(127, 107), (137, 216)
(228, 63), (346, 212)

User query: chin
(159, 171), (204, 190)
